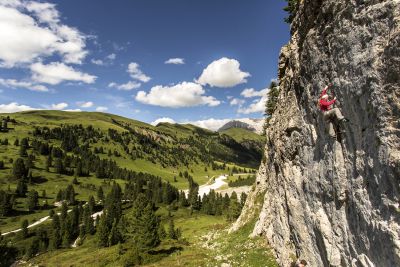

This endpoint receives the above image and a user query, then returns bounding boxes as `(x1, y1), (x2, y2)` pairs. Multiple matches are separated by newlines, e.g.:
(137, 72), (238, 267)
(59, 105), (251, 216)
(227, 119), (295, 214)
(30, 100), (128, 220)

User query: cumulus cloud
(0, 102), (36, 113)
(241, 87), (268, 98)
(91, 59), (104, 65)
(77, 101), (93, 108)
(30, 62), (96, 85)
(106, 53), (116, 60)
(108, 81), (141, 91)
(0, 78), (48, 92)
(91, 53), (116, 66)
(0, 1), (88, 67)
(230, 98), (245, 106)
(64, 108), (81, 112)
(186, 118), (231, 131)
(165, 58), (185, 65)
(51, 102), (68, 110)
(196, 57), (250, 88)
(151, 117), (176, 126)
(127, 62), (151, 83)
(135, 82), (220, 108)
(238, 95), (267, 114)
(95, 106), (108, 112)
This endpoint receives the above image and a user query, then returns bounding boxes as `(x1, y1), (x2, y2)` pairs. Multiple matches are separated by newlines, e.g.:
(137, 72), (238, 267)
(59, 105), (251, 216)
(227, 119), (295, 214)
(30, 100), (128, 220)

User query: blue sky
(0, 0), (289, 130)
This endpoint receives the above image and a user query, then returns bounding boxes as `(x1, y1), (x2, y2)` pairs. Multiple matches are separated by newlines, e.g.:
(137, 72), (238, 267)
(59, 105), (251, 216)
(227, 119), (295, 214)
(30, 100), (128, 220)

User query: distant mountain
(218, 119), (264, 134)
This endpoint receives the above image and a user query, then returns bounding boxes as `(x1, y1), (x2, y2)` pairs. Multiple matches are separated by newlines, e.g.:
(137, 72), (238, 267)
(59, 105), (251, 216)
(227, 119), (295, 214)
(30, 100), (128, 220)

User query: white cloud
(165, 58), (185, 65)
(25, 2), (59, 24)
(196, 57), (250, 88)
(0, 78), (48, 92)
(77, 101), (93, 108)
(106, 53), (116, 60)
(127, 62), (151, 83)
(186, 118), (231, 131)
(135, 82), (220, 108)
(30, 62), (96, 85)
(151, 117), (176, 126)
(108, 81), (141, 91)
(241, 88), (268, 98)
(0, 2), (88, 67)
(0, 102), (36, 113)
(238, 95), (267, 114)
(91, 59), (104, 65)
(51, 102), (68, 110)
(64, 108), (81, 112)
(95, 106), (108, 112)
(230, 98), (245, 106)
(92, 53), (116, 66)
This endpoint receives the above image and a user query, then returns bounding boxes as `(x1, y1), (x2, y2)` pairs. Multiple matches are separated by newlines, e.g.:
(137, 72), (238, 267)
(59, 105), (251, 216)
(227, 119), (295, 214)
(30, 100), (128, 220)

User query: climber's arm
(320, 98), (336, 107)
(326, 98), (337, 106)
(320, 84), (332, 98)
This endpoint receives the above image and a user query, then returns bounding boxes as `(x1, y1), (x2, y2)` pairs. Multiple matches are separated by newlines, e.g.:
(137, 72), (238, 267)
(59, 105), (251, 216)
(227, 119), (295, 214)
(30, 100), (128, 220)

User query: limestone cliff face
(232, 1), (400, 266)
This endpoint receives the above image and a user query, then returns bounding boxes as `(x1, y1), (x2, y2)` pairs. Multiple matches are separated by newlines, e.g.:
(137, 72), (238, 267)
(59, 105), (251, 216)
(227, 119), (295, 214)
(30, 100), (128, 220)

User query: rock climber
(319, 83), (348, 202)
(319, 83), (348, 139)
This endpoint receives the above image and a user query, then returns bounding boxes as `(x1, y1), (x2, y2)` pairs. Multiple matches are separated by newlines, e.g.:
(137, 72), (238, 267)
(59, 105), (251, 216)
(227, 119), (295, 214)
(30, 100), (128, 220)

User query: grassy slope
(0, 111), (260, 233)
(0, 111), (272, 266)
(220, 127), (265, 143)
(26, 207), (277, 267)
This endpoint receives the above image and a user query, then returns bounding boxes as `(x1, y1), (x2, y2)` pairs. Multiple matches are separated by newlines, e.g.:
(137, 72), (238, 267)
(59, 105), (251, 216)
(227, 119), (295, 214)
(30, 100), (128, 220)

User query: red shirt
(319, 88), (336, 112)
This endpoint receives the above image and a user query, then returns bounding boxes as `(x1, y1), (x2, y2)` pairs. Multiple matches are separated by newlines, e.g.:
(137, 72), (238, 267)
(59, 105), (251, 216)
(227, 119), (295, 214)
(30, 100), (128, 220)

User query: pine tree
(56, 189), (63, 202)
(84, 206), (95, 235)
(125, 194), (160, 251)
(96, 214), (109, 247)
(26, 190), (39, 211)
(88, 195), (95, 214)
(19, 145), (28, 157)
(12, 158), (27, 179)
(21, 219), (29, 239)
(54, 158), (64, 174)
(283, 0), (299, 23)
(108, 219), (122, 246)
(62, 216), (73, 247)
(65, 184), (75, 205)
(227, 192), (241, 222)
(25, 237), (39, 259)
(45, 155), (52, 172)
(15, 180), (27, 197)
(97, 186), (104, 203)
(168, 218), (177, 240)
(51, 214), (62, 249)
(75, 160), (82, 177)
(60, 202), (68, 221)
(0, 190), (12, 216)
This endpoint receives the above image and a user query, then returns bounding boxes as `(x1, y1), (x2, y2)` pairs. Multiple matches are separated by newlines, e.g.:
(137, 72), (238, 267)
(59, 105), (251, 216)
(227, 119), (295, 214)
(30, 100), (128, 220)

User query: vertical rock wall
(233, 0), (400, 266)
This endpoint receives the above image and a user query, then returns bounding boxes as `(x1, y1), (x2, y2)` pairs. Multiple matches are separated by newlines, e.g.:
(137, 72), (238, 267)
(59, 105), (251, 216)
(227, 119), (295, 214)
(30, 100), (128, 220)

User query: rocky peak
(232, 0), (400, 266)
(218, 118), (264, 134)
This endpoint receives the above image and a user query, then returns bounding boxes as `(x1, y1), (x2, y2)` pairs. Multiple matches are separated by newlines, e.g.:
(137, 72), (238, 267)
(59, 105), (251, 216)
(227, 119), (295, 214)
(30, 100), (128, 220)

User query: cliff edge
(232, 0), (400, 266)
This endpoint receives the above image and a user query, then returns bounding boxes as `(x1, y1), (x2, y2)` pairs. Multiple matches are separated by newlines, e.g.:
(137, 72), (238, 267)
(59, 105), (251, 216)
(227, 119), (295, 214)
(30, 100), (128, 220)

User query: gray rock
(232, 0), (400, 266)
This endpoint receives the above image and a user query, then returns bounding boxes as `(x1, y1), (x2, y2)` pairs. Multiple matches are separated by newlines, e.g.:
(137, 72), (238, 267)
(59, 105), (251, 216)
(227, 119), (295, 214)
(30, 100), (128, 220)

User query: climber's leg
(324, 112), (336, 138)
(327, 121), (336, 138)
(331, 107), (344, 121)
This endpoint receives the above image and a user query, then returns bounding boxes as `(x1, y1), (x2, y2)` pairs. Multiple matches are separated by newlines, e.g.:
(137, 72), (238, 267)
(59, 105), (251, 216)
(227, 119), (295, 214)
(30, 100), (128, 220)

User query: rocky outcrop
(218, 119), (264, 134)
(233, 0), (400, 266)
